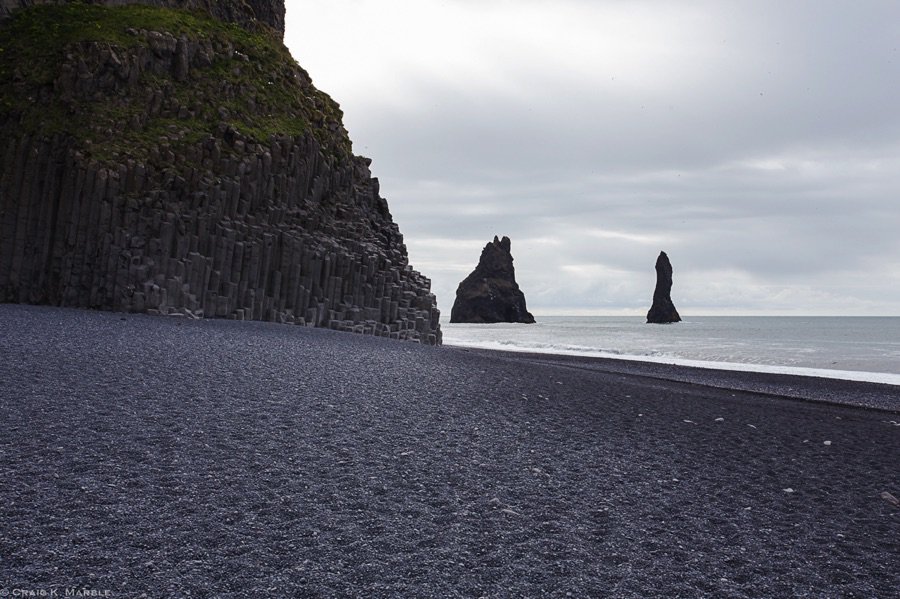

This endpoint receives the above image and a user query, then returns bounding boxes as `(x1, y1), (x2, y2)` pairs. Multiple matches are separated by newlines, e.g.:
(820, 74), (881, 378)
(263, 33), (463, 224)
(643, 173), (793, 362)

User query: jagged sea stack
(646, 251), (681, 324)
(0, 1), (441, 344)
(450, 236), (535, 324)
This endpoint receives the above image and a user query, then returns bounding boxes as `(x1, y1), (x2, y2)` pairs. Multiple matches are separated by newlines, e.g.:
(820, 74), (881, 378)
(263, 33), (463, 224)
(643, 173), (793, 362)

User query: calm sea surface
(442, 316), (900, 385)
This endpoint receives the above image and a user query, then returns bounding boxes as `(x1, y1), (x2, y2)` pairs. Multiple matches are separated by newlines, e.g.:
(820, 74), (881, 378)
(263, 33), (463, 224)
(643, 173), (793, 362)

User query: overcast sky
(284, 0), (900, 316)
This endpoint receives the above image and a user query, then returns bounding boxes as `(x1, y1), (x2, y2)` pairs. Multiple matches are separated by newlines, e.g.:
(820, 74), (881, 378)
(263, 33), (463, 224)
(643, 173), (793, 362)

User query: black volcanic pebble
(0, 304), (898, 597)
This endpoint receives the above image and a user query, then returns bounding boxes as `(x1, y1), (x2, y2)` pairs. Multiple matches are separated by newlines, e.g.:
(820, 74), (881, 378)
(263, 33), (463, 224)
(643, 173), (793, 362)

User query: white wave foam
(445, 339), (900, 386)
(492, 339), (667, 357)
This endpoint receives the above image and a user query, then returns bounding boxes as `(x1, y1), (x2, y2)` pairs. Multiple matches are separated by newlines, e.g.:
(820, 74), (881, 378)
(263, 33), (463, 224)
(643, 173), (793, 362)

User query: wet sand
(1, 305), (898, 597)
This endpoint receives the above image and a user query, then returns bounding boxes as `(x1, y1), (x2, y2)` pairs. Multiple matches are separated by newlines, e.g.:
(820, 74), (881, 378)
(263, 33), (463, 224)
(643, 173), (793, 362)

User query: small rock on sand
(880, 491), (899, 507)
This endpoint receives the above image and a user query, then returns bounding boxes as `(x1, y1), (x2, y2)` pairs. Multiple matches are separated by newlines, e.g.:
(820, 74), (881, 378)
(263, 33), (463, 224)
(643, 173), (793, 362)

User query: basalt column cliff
(0, 2), (441, 343)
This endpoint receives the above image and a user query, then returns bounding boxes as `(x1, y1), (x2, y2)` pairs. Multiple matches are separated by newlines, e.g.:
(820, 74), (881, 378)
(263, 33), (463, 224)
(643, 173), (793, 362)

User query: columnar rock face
(0, 0), (286, 36)
(0, 4), (441, 344)
(450, 236), (535, 324)
(646, 251), (681, 324)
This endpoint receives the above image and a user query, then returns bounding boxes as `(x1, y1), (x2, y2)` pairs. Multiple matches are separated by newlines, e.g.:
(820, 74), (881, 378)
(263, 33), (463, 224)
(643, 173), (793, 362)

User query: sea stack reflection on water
(450, 236), (535, 324)
(647, 251), (681, 324)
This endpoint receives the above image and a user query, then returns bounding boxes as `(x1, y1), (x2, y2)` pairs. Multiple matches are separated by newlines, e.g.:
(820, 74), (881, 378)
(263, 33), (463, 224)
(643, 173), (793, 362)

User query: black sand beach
(1, 305), (898, 597)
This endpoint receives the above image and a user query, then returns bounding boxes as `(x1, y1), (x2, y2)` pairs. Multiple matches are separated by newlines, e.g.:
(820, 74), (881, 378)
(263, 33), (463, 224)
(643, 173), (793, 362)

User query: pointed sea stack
(646, 251), (681, 324)
(450, 236), (535, 324)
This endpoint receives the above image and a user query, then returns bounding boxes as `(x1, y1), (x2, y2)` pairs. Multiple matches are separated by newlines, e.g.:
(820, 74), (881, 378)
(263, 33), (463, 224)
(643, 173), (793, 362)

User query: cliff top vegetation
(0, 3), (351, 164)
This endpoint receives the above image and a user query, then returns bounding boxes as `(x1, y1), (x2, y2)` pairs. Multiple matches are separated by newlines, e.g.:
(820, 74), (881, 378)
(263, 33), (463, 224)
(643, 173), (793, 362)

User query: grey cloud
(288, 0), (900, 315)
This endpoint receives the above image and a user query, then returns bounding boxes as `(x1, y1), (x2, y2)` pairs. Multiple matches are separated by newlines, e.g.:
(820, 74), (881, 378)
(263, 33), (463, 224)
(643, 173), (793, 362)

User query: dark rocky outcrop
(0, 3), (441, 344)
(646, 251), (681, 324)
(450, 236), (535, 324)
(0, 0), (286, 36)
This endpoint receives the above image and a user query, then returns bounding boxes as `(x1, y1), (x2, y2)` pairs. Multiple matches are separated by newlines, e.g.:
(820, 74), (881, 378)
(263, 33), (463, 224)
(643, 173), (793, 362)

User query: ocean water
(442, 316), (900, 385)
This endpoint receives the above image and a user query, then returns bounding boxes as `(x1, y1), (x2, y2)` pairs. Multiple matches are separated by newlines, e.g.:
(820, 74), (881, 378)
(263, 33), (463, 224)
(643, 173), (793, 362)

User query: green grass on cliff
(0, 3), (351, 163)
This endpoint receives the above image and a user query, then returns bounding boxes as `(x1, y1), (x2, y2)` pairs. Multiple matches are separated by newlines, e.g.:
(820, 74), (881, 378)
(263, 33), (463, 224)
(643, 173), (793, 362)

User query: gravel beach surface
(1, 304), (898, 597)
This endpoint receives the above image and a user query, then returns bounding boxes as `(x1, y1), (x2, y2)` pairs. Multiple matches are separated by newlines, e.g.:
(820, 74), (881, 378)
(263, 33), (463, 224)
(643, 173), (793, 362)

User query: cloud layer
(286, 0), (900, 315)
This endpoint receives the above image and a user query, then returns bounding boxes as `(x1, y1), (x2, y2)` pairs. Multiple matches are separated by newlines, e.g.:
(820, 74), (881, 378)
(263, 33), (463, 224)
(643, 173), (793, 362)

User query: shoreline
(447, 344), (900, 413)
(443, 339), (900, 387)
(3, 303), (899, 410)
(442, 314), (900, 388)
(3, 303), (899, 409)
